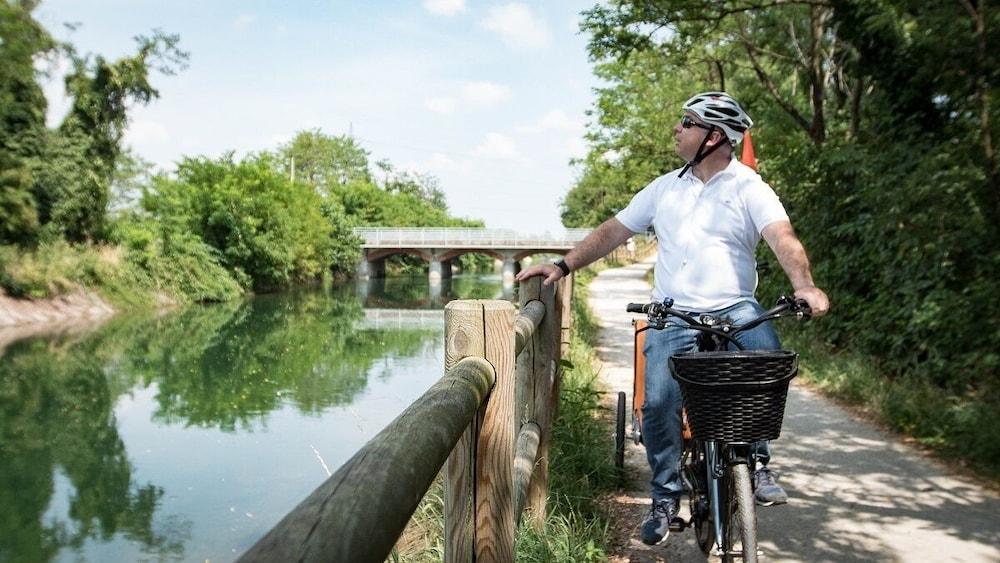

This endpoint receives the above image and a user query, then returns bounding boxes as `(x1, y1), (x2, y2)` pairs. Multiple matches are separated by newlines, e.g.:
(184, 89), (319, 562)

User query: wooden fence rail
(238, 275), (571, 563)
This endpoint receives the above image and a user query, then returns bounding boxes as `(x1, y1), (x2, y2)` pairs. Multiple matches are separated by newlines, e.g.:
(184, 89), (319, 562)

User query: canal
(0, 275), (509, 562)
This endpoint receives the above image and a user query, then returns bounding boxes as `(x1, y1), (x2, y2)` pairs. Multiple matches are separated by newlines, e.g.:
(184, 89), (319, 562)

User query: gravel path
(588, 257), (1000, 562)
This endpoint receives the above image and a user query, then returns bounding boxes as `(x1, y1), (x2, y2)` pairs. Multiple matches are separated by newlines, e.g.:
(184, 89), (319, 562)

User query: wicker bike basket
(669, 350), (798, 443)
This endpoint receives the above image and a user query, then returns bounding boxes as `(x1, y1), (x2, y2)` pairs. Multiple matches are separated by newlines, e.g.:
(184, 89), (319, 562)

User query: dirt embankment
(0, 289), (116, 328)
(0, 290), (117, 353)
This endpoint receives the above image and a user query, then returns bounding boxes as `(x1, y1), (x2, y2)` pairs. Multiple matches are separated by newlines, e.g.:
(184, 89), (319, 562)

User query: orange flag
(741, 129), (758, 171)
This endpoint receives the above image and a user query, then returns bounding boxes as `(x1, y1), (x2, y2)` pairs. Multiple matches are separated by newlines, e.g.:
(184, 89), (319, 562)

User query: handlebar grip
(626, 303), (646, 313)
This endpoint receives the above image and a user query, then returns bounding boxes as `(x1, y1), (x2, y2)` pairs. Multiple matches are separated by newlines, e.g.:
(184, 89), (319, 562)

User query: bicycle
(614, 296), (810, 562)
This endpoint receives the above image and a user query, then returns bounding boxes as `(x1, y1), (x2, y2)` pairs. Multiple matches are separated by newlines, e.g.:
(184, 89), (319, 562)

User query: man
(515, 92), (830, 546)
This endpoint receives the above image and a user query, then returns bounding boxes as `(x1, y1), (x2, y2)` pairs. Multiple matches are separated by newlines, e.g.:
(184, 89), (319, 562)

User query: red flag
(741, 129), (758, 171)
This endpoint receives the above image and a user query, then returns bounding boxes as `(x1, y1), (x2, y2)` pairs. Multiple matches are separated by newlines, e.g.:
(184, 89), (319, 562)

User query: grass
(783, 330), (1000, 482)
(0, 238), (244, 307)
(390, 269), (620, 562)
(0, 241), (105, 299)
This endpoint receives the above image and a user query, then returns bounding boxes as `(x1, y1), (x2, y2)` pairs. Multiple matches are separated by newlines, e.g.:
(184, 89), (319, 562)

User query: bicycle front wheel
(722, 464), (758, 562)
(614, 391), (626, 470)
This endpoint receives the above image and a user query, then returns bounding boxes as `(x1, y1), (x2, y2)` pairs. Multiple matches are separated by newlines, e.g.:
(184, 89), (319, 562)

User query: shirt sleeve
(615, 176), (663, 233)
(745, 180), (789, 234)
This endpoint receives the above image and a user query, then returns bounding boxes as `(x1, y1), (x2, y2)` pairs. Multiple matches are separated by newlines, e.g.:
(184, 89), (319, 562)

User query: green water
(0, 275), (507, 562)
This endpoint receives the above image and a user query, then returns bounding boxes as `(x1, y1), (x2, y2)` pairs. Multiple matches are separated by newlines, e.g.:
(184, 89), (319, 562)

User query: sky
(35, 0), (604, 235)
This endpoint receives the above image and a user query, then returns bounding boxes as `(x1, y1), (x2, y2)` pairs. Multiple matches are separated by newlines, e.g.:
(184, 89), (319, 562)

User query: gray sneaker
(754, 467), (788, 506)
(640, 497), (678, 545)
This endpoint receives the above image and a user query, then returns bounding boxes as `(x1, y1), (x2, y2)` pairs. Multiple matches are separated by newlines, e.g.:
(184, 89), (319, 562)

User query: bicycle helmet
(682, 91), (753, 145)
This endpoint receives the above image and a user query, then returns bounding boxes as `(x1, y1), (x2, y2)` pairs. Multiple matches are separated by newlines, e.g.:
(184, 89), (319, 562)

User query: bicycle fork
(706, 442), (757, 560)
(705, 441), (725, 556)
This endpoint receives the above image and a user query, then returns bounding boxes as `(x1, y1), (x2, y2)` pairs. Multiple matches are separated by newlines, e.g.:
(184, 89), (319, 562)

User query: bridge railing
(353, 227), (592, 247)
(238, 275), (572, 563)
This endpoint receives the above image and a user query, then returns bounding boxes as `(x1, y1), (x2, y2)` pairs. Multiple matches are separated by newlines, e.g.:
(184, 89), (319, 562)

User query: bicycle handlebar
(626, 296), (811, 349)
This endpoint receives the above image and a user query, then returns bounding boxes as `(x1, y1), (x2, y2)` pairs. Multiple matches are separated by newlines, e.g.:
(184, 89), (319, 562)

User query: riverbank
(0, 289), (115, 328)
(0, 240), (242, 315)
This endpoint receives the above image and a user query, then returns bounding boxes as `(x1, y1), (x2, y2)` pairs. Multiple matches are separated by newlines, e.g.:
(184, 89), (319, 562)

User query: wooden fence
(238, 275), (572, 563)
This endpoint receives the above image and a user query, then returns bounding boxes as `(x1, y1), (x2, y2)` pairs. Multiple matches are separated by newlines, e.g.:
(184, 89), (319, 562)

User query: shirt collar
(682, 157), (741, 186)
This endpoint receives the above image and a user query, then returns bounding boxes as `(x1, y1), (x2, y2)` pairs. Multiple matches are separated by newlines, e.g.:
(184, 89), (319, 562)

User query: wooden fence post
(525, 278), (558, 528)
(477, 300), (516, 562)
(445, 301), (483, 563)
(444, 300), (516, 563)
(558, 275), (573, 359)
(516, 278), (541, 431)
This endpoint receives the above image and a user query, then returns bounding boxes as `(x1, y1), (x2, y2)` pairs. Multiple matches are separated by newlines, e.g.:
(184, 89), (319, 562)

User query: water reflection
(359, 274), (509, 308)
(1, 327), (184, 561)
(1, 277), (498, 561)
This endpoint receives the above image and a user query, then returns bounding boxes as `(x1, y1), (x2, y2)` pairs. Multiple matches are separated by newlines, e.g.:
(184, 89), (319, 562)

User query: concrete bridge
(353, 228), (591, 284)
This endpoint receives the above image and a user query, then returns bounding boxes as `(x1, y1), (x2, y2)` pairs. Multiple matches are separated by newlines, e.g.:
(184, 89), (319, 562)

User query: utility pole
(290, 156), (295, 183)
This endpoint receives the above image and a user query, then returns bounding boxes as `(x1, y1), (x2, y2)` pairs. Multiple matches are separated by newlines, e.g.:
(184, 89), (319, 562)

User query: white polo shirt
(615, 159), (788, 311)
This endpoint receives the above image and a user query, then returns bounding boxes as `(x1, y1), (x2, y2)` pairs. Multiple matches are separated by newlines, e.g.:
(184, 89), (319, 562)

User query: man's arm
(515, 218), (635, 286)
(761, 220), (830, 316)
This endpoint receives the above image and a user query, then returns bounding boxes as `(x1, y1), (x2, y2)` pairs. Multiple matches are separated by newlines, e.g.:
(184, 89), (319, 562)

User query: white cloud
(480, 3), (551, 51)
(269, 132), (293, 147)
(404, 153), (471, 175)
(461, 81), (511, 106)
(423, 0), (467, 16)
(563, 136), (589, 160)
(424, 153), (458, 171)
(517, 109), (585, 134)
(233, 14), (256, 29)
(425, 97), (457, 114)
(126, 120), (170, 143)
(472, 132), (520, 160)
(424, 82), (511, 116)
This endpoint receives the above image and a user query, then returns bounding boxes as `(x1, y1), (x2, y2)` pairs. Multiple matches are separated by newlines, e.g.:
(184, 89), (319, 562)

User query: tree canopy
(567, 0), (999, 469)
(1, 3), (487, 298)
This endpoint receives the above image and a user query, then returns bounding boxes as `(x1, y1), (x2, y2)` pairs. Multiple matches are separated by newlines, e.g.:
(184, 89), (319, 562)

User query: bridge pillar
(430, 277), (443, 305)
(357, 252), (386, 279)
(357, 254), (371, 280)
(429, 257), (442, 283)
(500, 252), (518, 287)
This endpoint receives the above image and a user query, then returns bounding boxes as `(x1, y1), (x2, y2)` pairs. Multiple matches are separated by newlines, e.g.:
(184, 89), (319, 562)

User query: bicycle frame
(623, 296), (809, 561)
(631, 320), (752, 557)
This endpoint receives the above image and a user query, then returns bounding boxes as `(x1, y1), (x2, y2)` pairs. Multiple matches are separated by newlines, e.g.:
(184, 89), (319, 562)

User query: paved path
(589, 257), (1000, 562)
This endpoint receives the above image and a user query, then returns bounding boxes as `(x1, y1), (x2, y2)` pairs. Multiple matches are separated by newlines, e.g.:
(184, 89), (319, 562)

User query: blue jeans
(641, 299), (781, 501)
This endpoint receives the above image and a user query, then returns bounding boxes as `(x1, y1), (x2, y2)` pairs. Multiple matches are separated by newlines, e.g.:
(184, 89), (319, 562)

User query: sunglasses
(681, 115), (714, 131)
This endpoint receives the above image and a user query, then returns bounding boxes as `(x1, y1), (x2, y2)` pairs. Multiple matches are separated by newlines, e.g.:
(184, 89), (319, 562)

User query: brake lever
(793, 299), (812, 320)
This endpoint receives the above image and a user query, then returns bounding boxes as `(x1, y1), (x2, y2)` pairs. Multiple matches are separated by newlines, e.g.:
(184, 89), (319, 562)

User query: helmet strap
(679, 126), (726, 178)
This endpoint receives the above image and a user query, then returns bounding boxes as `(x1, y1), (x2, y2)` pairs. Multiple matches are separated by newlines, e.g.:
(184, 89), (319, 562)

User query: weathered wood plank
(513, 421), (541, 524)
(526, 280), (559, 527)
(445, 301), (488, 563)
(514, 300), (545, 356)
(238, 357), (494, 563)
(476, 301), (516, 562)
(516, 277), (543, 428)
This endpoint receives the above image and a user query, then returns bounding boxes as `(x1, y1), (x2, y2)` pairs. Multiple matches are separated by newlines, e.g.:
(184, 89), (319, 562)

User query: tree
(0, 1), (186, 244)
(278, 130), (372, 195)
(0, 0), (55, 243)
(144, 153), (337, 291)
(581, 0), (863, 146)
(572, 0), (1000, 412)
(34, 30), (187, 242)
(376, 160), (449, 211)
